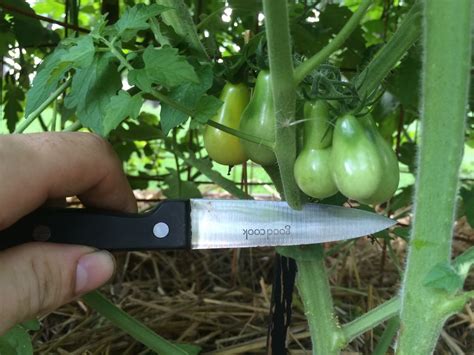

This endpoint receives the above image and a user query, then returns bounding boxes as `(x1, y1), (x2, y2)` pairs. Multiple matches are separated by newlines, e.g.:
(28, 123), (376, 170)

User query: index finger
(0, 132), (137, 230)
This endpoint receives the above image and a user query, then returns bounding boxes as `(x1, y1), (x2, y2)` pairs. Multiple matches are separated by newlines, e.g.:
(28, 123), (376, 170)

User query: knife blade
(0, 199), (396, 251)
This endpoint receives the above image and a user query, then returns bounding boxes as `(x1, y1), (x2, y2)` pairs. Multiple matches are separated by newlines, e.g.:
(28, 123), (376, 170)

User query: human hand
(0, 132), (137, 334)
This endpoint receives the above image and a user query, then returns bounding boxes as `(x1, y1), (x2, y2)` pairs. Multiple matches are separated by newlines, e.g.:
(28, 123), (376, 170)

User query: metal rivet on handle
(33, 225), (51, 241)
(153, 222), (169, 239)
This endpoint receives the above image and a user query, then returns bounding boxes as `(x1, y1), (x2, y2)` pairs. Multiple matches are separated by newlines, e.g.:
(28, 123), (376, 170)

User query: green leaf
(163, 169), (202, 199)
(3, 78), (25, 133)
(115, 120), (164, 141)
(20, 319), (40, 331)
(1, 0), (59, 47)
(103, 91), (143, 136)
(128, 69), (153, 92)
(25, 48), (70, 117)
(388, 46), (422, 108)
(423, 262), (464, 294)
(115, 4), (169, 41)
(160, 63), (213, 134)
(0, 21), (15, 57)
(60, 36), (96, 68)
(65, 54), (122, 134)
(143, 46), (199, 89)
(194, 95), (222, 124)
(0, 325), (33, 355)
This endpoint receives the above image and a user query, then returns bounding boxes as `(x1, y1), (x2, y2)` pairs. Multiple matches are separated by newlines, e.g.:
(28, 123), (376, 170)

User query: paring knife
(0, 199), (395, 251)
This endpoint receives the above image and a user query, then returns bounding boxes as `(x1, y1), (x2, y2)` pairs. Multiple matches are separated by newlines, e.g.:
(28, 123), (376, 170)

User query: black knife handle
(0, 200), (191, 251)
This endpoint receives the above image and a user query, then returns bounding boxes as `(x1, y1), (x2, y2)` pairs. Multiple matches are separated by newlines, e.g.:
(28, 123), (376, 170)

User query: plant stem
(293, 0), (372, 84)
(296, 245), (344, 354)
(100, 37), (134, 71)
(173, 147), (253, 200)
(354, 2), (422, 98)
(83, 291), (199, 354)
(373, 316), (400, 355)
(397, 0), (472, 353)
(14, 78), (72, 134)
(262, 0), (301, 210)
(62, 121), (82, 132)
(342, 296), (400, 343)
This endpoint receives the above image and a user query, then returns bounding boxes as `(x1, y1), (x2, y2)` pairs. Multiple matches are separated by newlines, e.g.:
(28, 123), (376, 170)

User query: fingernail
(75, 251), (115, 294)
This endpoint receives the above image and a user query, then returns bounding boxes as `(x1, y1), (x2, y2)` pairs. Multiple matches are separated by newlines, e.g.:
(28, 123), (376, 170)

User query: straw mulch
(32, 191), (474, 354)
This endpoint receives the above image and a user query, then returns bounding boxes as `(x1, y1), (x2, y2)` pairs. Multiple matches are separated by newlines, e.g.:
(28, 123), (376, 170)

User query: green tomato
(331, 114), (383, 201)
(204, 82), (250, 166)
(359, 115), (400, 204)
(303, 100), (333, 149)
(239, 71), (277, 166)
(294, 147), (338, 199)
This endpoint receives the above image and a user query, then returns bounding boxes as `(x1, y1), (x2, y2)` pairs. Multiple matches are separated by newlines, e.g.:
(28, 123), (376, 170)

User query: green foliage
(423, 262), (464, 295)
(2, 0), (473, 353)
(0, 325), (34, 355)
(3, 77), (24, 132)
(160, 63), (215, 134)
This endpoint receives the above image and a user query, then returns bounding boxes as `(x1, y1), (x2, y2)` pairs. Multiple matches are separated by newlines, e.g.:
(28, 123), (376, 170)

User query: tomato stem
(354, 3), (422, 98)
(397, 0), (472, 353)
(293, 0), (372, 85)
(14, 77), (72, 134)
(263, 0), (302, 210)
(295, 245), (344, 354)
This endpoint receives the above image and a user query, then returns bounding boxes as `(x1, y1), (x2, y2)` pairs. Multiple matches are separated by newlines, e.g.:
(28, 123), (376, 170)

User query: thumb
(0, 243), (115, 334)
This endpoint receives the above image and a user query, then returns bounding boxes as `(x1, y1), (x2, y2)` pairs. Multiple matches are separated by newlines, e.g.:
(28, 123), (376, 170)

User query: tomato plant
(0, 0), (473, 354)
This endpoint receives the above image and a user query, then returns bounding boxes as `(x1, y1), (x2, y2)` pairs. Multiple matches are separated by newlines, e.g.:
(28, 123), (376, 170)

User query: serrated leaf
(160, 63), (213, 134)
(25, 48), (70, 117)
(60, 36), (95, 68)
(194, 95), (222, 123)
(115, 4), (169, 41)
(3, 79), (25, 133)
(423, 262), (464, 294)
(64, 54), (121, 134)
(128, 69), (153, 92)
(143, 46), (198, 89)
(103, 91), (143, 136)
(0, 325), (33, 355)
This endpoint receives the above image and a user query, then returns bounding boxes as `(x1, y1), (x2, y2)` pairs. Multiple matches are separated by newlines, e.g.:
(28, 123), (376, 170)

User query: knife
(0, 199), (395, 251)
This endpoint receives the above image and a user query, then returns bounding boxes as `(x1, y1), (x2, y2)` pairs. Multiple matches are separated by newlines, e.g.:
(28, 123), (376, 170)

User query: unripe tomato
(303, 100), (333, 149)
(331, 114), (383, 201)
(204, 82), (250, 166)
(359, 115), (400, 204)
(239, 71), (277, 166)
(294, 147), (338, 199)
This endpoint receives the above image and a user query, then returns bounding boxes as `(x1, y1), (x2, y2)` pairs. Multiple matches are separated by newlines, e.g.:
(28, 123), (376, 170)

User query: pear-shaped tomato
(204, 82), (250, 165)
(331, 114), (383, 201)
(359, 115), (400, 204)
(303, 100), (333, 149)
(294, 147), (338, 199)
(294, 100), (337, 199)
(239, 71), (276, 166)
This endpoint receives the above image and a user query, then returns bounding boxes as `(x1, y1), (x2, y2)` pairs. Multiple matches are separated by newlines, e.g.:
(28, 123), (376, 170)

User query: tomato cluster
(203, 72), (400, 205)
(296, 105), (400, 204)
